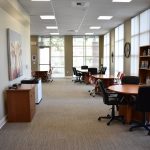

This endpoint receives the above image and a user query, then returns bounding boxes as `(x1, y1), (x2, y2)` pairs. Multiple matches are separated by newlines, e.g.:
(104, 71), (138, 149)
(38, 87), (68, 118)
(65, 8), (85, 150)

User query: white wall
(0, 1), (30, 127)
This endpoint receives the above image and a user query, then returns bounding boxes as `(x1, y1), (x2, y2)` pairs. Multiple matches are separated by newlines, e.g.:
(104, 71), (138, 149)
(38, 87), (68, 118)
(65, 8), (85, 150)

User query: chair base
(98, 114), (125, 126)
(129, 122), (150, 135)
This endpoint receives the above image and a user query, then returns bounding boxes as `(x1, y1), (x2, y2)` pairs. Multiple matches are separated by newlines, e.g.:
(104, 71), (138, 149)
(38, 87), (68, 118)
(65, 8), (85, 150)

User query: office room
(0, 0), (150, 150)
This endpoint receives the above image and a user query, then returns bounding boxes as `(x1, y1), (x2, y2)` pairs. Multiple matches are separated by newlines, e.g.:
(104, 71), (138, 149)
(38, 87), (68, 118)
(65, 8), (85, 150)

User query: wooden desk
(89, 74), (116, 95)
(108, 84), (140, 123)
(6, 84), (35, 122)
(92, 74), (115, 87)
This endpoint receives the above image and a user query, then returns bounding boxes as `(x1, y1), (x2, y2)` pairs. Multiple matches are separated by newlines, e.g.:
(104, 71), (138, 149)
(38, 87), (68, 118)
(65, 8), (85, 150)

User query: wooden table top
(108, 84), (139, 95)
(92, 74), (115, 79)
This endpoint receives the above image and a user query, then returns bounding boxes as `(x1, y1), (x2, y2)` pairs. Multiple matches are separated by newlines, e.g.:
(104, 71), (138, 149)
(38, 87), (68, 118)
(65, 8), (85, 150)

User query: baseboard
(65, 76), (72, 79)
(0, 116), (7, 129)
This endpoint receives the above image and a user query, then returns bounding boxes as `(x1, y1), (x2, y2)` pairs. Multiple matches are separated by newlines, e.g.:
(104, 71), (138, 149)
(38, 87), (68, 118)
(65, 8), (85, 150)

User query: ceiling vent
(72, 1), (90, 8)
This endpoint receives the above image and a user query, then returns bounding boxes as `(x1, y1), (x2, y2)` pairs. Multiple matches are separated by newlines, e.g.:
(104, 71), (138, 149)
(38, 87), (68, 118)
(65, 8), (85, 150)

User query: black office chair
(121, 76), (140, 104)
(88, 68), (98, 75)
(99, 67), (107, 74)
(129, 86), (150, 135)
(121, 76), (140, 85)
(81, 65), (88, 69)
(98, 79), (125, 125)
(72, 67), (82, 83)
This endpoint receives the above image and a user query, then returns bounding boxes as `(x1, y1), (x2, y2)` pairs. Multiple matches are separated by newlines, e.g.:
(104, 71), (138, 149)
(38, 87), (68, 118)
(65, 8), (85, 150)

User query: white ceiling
(18, 0), (150, 36)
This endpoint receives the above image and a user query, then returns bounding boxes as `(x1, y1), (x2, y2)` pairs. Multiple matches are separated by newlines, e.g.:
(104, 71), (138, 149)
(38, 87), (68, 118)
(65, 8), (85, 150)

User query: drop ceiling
(18, 0), (150, 36)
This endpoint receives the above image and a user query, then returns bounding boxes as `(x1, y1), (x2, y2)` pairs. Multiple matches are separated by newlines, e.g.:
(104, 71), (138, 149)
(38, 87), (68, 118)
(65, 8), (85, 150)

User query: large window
(130, 9), (150, 75)
(130, 16), (140, 76)
(114, 24), (124, 74)
(103, 33), (110, 74)
(38, 36), (64, 77)
(73, 36), (99, 70)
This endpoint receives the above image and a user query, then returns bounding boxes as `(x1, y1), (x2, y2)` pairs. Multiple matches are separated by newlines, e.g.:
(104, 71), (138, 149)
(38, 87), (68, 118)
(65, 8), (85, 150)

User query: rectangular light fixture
(31, 0), (51, 1)
(97, 16), (113, 20)
(40, 15), (55, 20)
(90, 26), (101, 29)
(112, 0), (132, 2)
(46, 26), (58, 29)
(50, 33), (59, 35)
(85, 33), (94, 35)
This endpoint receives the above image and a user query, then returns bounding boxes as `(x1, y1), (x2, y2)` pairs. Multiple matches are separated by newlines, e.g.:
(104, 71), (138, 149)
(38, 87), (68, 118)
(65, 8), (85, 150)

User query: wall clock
(124, 42), (131, 58)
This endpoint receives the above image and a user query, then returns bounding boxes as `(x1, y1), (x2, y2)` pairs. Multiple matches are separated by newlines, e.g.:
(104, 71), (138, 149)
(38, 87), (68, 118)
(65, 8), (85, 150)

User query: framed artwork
(7, 29), (23, 81)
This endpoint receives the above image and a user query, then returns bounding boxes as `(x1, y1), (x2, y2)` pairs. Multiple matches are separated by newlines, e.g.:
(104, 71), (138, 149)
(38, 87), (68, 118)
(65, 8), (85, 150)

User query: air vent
(72, 1), (89, 8)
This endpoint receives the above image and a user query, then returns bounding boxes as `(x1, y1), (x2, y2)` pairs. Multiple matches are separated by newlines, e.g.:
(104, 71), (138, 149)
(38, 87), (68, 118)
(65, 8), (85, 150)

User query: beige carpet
(0, 78), (149, 150)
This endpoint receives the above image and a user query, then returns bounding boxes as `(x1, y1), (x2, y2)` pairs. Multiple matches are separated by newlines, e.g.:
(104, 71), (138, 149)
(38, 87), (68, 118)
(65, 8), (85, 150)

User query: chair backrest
(88, 68), (97, 75)
(99, 67), (107, 74)
(121, 76), (140, 85)
(98, 79), (109, 104)
(81, 65), (88, 69)
(72, 67), (77, 75)
(136, 86), (150, 112)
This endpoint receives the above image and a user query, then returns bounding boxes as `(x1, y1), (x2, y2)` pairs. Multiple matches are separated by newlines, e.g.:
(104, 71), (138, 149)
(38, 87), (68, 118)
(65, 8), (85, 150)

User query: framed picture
(7, 29), (23, 81)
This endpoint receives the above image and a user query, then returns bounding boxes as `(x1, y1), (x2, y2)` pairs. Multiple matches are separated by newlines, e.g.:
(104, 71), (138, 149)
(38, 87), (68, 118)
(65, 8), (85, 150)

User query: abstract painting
(7, 29), (23, 80)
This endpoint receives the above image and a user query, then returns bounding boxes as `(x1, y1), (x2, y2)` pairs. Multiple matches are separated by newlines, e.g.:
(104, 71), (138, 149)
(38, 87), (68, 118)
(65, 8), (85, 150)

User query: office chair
(121, 76), (140, 104)
(72, 67), (82, 83)
(129, 86), (150, 135)
(99, 67), (107, 74)
(81, 65), (88, 69)
(113, 72), (124, 85)
(98, 79), (125, 125)
(121, 76), (140, 85)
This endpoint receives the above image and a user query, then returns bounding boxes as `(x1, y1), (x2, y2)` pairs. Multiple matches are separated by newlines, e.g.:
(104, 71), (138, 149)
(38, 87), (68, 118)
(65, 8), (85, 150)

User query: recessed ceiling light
(85, 33), (94, 35)
(97, 16), (113, 20)
(89, 26), (101, 29)
(40, 15), (55, 20)
(112, 0), (132, 2)
(46, 26), (58, 29)
(31, 0), (50, 1)
(50, 33), (59, 35)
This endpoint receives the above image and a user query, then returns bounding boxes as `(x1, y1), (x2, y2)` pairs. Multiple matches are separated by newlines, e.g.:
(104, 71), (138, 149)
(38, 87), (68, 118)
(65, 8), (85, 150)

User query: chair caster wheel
(129, 128), (133, 132)
(148, 132), (150, 136)
(107, 114), (110, 118)
(98, 117), (101, 121)
(107, 122), (110, 126)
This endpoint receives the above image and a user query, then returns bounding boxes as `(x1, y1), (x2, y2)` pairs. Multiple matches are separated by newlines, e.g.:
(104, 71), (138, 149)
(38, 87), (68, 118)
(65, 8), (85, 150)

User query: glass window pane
(51, 47), (64, 56)
(85, 57), (99, 68)
(73, 47), (84, 56)
(85, 36), (99, 46)
(39, 48), (49, 64)
(51, 57), (64, 67)
(73, 37), (84, 46)
(52, 67), (64, 77)
(73, 57), (84, 68)
(39, 65), (49, 71)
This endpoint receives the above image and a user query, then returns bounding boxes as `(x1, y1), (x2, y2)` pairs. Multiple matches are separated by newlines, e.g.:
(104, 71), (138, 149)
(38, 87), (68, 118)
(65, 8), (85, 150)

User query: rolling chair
(121, 76), (140, 85)
(81, 65), (88, 69)
(98, 79), (125, 125)
(129, 86), (150, 135)
(99, 67), (107, 74)
(72, 67), (82, 83)
(121, 76), (140, 104)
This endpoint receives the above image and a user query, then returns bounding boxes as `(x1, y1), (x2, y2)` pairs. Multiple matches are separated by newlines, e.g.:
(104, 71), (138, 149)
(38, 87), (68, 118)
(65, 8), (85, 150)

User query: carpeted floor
(0, 78), (149, 150)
